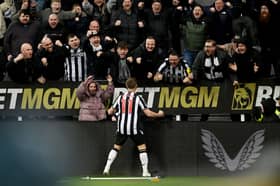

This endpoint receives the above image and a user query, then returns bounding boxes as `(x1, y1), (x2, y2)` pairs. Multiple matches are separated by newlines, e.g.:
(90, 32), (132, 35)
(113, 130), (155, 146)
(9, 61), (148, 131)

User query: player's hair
(168, 49), (179, 57)
(51, 0), (61, 3)
(67, 33), (77, 41)
(72, 3), (81, 9)
(18, 9), (31, 16)
(145, 36), (156, 43)
(205, 39), (216, 46)
(152, 0), (162, 4)
(125, 78), (137, 89)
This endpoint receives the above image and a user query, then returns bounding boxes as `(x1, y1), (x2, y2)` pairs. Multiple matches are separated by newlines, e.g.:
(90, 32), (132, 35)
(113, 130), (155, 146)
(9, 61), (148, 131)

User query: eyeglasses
(44, 42), (53, 47)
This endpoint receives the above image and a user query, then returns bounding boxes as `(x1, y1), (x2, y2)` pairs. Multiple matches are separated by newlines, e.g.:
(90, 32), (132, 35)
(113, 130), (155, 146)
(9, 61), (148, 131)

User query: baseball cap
(88, 31), (100, 38)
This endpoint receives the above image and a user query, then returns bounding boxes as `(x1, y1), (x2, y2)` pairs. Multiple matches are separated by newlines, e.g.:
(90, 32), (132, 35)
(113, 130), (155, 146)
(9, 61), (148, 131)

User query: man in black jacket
(110, 0), (144, 50)
(4, 9), (40, 59)
(131, 36), (163, 82)
(83, 31), (113, 80)
(35, 36), (68, 84)
(192, 39), (232, 83)
(143, 0), (169, 55)
(6, 43), (39, 83)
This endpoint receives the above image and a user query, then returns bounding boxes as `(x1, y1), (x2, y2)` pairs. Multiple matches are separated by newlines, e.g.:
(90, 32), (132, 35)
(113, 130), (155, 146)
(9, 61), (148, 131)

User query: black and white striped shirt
(157, 58), (190, 83)
(64, 48), (87, 82)
(112, 91), (147, 135)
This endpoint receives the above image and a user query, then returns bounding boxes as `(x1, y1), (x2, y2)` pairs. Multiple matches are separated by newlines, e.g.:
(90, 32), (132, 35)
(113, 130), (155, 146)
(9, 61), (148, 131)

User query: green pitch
(57, 175), (280, 186)
(57, 176), (238, 186)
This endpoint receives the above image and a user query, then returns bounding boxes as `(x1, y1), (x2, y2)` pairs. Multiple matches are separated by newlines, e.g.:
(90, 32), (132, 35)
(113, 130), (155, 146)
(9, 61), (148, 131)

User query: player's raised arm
(143, 109), (165, 118)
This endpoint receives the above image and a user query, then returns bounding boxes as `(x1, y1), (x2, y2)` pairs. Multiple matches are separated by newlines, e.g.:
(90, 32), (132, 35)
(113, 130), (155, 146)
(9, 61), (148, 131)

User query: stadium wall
(1, 120), (279, 179)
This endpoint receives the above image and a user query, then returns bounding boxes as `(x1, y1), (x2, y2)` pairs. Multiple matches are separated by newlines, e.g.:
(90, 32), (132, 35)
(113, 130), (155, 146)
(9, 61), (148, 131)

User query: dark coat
(192, 48), (231, 82)
(131, 43), (163, 81)
(110, 8), (142, 49)
(6, 57), (38, 83)
(208, 7), (233, 44)
(232, 49), (261, 82)
(83, 40), (114, 80)
(110, 54), (134, 86)
(143, 9), (169, 50)
(35, 45), (68, 80)
(3, 20), (40, 56)
(39, 22), (68, 43)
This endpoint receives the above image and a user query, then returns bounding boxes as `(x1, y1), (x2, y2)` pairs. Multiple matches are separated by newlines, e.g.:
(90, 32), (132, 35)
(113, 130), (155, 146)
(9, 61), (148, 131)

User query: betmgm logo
(201, 129), (264, 171)
(232, 83), (256, 110)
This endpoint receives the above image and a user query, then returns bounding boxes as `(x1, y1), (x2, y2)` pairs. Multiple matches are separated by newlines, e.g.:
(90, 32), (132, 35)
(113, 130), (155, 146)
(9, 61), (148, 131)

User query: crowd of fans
(0, 0), (279, 86)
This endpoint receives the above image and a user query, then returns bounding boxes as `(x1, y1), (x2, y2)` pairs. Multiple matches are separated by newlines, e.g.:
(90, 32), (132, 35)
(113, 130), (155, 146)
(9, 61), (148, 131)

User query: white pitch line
(81, 176), (159, 180)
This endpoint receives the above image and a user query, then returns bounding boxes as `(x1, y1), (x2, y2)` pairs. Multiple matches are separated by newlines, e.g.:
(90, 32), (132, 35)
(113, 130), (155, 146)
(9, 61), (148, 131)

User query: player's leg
(138, 144), (151, 177)
(132, 135), (151, 177)
(103, 144), (121, 175)
(103, 134), (127, 175)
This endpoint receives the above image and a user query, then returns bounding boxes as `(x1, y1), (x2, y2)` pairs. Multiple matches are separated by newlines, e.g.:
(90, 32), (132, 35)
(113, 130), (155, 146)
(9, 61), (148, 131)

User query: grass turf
(57, 176), (237, 186)
(57, 175), (280, 186)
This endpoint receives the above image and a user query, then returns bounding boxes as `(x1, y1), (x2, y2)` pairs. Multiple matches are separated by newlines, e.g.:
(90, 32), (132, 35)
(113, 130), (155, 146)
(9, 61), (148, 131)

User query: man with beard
(76, 74), (114, 121)
(256, 2), (280, 77)
(131, 36), (163, 83)
(4, 9), (40, 58)
(192, 39), (232, 83)
(154, 50), (192, 84)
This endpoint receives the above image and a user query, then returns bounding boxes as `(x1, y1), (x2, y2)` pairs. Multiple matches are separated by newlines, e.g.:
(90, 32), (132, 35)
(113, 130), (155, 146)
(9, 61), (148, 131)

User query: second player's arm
(143, 109), (164, 118)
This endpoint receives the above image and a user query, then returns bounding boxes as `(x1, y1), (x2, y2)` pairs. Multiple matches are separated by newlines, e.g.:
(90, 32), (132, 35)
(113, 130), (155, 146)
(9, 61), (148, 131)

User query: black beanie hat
(261, 98), (276, 115)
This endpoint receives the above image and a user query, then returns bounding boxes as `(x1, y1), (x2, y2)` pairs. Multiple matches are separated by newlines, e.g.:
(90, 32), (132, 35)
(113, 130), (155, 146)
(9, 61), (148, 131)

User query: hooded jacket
(76, 79), (114, 121)
(0, 0), (14, 39)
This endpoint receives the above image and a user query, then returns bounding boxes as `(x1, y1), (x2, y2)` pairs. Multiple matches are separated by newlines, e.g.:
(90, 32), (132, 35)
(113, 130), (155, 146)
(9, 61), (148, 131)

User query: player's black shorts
(115, 132), (146, 146)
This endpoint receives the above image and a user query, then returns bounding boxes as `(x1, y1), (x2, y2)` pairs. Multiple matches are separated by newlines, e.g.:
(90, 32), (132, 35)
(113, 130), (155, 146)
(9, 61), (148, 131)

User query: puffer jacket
(76, 79), (114, 121)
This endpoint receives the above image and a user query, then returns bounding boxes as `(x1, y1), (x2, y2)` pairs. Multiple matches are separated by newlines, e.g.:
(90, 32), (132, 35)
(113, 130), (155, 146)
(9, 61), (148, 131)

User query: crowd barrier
(1, 120), (279, 178)
(0, 78), (279, 118)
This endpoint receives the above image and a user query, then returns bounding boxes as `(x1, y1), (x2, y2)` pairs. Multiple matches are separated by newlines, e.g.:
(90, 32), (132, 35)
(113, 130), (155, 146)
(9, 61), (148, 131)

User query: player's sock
(139, 150), (150, 176)
(103, 148), (118, 174)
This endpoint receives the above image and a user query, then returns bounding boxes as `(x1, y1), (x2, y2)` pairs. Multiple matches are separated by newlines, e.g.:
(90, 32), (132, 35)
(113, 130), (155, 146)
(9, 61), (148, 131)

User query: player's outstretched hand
(158, 110), (165, 117)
